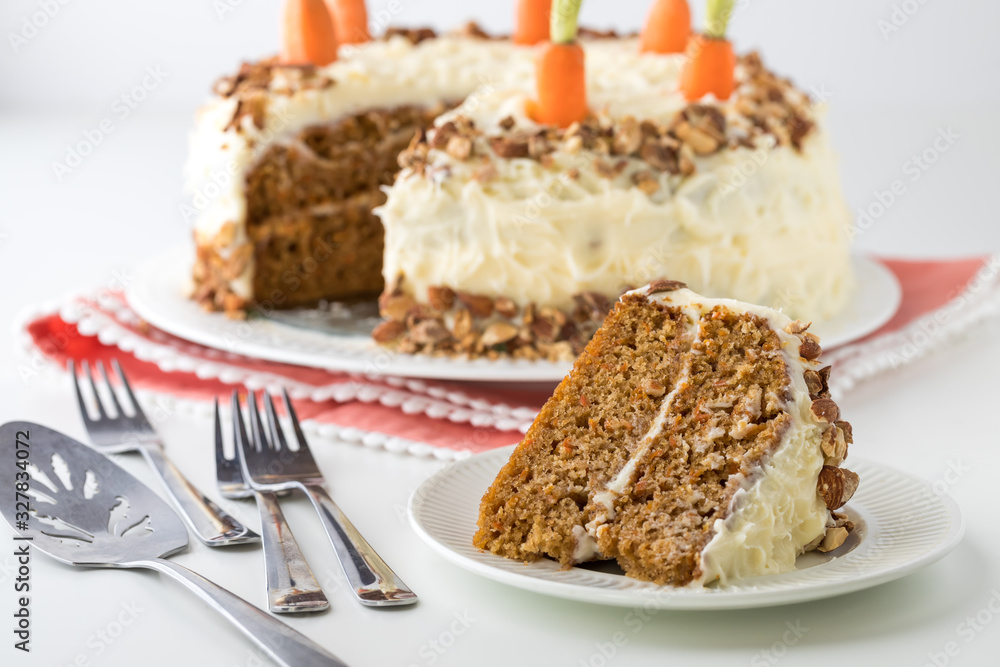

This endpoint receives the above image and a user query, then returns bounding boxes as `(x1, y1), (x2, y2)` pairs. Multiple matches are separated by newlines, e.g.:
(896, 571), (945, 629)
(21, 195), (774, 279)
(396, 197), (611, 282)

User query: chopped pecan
(378, 292), (416, 322)
(494, 296), (518, 318)
(817, 466), (859, 510)
(427, 286), (456, 311)
(409, 319), (452, 346)
(784, 320), (811, 335)
(452, 308), (473, 338)
(640, 137), (680, 174)
(498, 115), (516, 131)
(372, 320), (406, 343)
(612, 117), (643, 156)
(480, 322), (519, 347)
(573, 291), (611, 320)
(632, 170), (660, 195)
(810, 398), (840, 423)
(457, 292), (494, 318)
(821, 424), (848, 466)
(816, 526), (849, 553)
(489, 135), (530, 159)
(646, 279), (687, 295)
(445, 135), (472, 160)
(799, 333), (822, 360)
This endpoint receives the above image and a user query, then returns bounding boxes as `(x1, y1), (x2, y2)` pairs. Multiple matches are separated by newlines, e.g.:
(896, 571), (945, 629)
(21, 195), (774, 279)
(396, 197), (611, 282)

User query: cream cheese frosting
(568, 286), (833, 584)
(378, 44), (855, 322)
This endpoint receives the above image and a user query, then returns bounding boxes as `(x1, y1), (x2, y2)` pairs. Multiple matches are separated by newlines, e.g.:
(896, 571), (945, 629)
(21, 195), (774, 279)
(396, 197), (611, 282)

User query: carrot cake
(474, 280), (858, 586)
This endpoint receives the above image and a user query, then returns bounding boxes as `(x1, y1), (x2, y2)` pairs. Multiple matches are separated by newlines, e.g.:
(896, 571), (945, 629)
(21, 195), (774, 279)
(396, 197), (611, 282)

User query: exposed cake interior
(474, 283), (855, 586)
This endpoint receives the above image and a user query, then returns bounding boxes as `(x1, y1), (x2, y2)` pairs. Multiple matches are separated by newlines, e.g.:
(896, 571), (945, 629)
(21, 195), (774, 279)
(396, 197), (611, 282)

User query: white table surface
(2, 100), (1000, 667)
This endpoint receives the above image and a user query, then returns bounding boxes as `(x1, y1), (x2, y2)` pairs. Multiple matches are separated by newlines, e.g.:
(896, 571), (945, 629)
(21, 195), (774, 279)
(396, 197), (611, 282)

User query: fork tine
(82, 361), (109, 421)
(263, 392), (289, 453)
(69, 360), (95, 426)
(214, 397), (227, 462)
(97, 361), (125, 418)
(231, 391), (249, 454)
(111, 359), (150, 423)
(281, 388), (310, 452)
(247, 391), (271, 452)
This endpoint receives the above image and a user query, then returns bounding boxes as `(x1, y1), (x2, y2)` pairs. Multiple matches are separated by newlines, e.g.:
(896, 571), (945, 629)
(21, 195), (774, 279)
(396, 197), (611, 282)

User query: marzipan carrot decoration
(528, 0), (588, 128)
(326, 0), (370, 45)
(284, 0), (339, 66)
(680, 0), (736, 101)
(514, 0), (553, 45)
(639, 0), (691, 54)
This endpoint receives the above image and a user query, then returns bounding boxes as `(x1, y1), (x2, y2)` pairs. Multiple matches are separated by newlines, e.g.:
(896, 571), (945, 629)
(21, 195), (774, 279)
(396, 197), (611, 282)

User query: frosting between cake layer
(567, 286), (832, 583)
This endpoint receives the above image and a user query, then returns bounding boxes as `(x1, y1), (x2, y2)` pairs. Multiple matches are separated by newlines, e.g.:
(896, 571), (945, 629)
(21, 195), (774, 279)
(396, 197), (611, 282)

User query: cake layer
(474, 282), (857, 586)
(186, 29), (539, 312)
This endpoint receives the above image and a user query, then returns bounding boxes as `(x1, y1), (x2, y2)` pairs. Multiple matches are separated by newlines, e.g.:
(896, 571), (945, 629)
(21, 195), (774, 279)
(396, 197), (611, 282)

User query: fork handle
(139, 444), (258, 546)
(135, 558), (349, 667)
(254, 490), (329, 613)
(300, 484), (418, 606)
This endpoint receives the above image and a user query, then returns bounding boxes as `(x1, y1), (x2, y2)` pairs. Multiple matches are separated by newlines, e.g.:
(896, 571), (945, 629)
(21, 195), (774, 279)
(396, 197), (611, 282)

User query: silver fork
(237, 389), (418, 607)
(69, 359), (258, 547)
(221, 393), (329, 613)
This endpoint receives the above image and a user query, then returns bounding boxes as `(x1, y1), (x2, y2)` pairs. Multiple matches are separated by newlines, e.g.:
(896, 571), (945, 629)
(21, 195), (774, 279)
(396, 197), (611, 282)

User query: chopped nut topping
(495, 296), (518, 318)
(372, 320), (406, 343)
(817, 466), (859, 511)
(427, 285), (456, 311)
(646, 279), (687, 295)
(457, 292), (495, 318)
(816, 526), (849, 553)
(378, 292), (416, 323)
(799, 333), (822, 361)
(480, 322), (520, 347)
(810, 398), (840, 423)
(445, 135), (472, 160)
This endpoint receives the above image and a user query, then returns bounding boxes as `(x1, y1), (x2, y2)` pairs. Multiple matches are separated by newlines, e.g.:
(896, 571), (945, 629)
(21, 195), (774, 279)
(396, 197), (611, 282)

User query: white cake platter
(409, 445), (963, 610)
(126, 245), (901, 382)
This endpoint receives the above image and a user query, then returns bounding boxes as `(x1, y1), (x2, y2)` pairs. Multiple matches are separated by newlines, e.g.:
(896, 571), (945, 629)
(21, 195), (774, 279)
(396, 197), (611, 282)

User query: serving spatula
(0, 421), (348, 667)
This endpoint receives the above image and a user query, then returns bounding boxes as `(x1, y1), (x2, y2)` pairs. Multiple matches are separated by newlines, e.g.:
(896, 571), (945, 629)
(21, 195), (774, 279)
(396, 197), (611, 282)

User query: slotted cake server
(0, 421), (348, 667)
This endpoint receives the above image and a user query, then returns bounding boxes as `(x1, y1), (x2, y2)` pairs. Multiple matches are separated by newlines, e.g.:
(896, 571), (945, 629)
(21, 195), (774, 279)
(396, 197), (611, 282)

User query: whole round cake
(184, 0), (854, 362)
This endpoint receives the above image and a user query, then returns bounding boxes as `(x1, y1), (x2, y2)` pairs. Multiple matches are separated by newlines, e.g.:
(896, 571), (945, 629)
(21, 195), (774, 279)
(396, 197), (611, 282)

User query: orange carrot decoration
(528, 0), (587, 128)
(680, 0), (736, 101)
(514, 0), (553, 45)
(326, 0), (370, 45)
(639, 0), (691, 54)
(283, 0), (339, 66)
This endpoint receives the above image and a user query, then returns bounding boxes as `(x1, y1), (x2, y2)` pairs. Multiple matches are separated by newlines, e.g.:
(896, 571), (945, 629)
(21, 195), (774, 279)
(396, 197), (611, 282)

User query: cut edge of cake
(473, 280), (857, 587)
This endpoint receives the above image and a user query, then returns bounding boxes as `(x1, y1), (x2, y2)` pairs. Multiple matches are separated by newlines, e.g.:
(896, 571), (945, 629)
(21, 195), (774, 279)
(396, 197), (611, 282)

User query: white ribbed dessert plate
(127, 246), (900, 382)
(409, 445), (963, 610)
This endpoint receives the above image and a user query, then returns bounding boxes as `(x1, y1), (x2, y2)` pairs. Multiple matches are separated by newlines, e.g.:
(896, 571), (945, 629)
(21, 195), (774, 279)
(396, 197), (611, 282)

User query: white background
(1, 1), (999, 666)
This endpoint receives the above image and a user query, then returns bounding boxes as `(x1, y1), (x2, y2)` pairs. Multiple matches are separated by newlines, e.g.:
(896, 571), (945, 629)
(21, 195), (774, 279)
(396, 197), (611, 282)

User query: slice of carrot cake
(473, 280), (858, 586)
